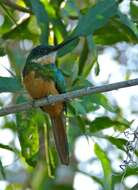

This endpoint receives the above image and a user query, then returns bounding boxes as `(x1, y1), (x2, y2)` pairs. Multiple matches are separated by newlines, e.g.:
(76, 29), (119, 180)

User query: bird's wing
(23, 62), (66, 94)
(54, 67), (66, 94)
(42, 64), (66, 94)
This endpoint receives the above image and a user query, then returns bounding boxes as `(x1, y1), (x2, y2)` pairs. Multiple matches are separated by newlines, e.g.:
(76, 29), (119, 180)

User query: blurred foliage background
(0, 0), (138, 189)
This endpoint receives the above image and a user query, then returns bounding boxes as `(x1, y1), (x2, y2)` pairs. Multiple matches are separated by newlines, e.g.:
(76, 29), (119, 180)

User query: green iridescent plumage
(23, 45), (66, 94)
(23, 62), (66, 94)
(23, 44), (71, 164)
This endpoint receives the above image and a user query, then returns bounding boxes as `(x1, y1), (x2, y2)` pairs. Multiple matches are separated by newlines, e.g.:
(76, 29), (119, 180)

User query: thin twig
(0, 2), (17, 25)
(0, 78), (138, 117)
(1, 0), (32, 14)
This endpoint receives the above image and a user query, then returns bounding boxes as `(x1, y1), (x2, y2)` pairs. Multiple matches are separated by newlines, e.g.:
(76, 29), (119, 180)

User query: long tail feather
(50, 114), (69, 165)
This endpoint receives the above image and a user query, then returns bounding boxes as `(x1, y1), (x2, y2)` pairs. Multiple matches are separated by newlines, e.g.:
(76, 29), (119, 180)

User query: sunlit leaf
(94, 143), (112, 190)
(16, 110), (39, 166)
(0, 14), (13, 35)
(5, 183), (22, 190)
(2, 17), (38, 42)
(16, 95), (40, 166)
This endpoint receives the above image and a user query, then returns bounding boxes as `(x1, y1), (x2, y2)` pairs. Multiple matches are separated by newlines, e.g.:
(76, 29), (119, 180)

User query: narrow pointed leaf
(90, 116), (130, 133)
(117, 10), (138, 39)
(94, 143), (112, 190)
(73, 0), (118, 36)
(106, 136), (127, 151)
(0, 160), (6, 179)
(29, 0), (49, 44)
(0, 77), (22, 93)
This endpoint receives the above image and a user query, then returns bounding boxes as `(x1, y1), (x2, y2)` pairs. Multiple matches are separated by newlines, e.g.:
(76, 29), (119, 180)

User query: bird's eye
(39, 49), (45, 54)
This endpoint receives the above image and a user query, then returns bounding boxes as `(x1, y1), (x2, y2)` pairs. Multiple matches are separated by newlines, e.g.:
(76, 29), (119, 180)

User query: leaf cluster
(0, 0), (138, 190)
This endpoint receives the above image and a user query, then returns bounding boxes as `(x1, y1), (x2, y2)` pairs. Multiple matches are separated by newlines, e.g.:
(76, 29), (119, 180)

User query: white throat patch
(32, 52), (57, 64)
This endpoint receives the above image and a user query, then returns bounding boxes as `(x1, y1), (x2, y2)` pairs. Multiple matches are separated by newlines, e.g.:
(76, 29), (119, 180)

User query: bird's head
(26, 36), (77, 65)
(27, 45), (58, 65)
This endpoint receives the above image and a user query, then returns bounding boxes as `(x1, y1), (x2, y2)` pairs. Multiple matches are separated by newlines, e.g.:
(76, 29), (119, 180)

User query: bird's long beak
(51, 36), (77, 51)
(32, 36), (77, 64)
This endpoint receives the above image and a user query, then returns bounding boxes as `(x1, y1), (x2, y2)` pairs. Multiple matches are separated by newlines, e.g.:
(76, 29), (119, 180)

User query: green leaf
(0, 159), (6, 179)
(105, 136), (127, 151)
(82, 36), (98, 77)
(117, 10), (138, 39)
(16, 96), (41, 166)
(0, 77), (22, 93)
(78, 38), (89, 75)
(73, 0), (118, 36)
(68, 117), (83, 151)
(90, 116), (129, 133)
(1, 119), (16, 131)
(112, 167), (138, 189)
(76, 36), (98, 77)
(0, 14), (13, 35)
(94, 16), (138, 45)
(63, 0), (79, 18)
(131, 183), (138, 190)
(69, 88), (114, 114)
(0, 47), (6, 56)
(94, 143), (112, 190)
(7, 45), (26, 76)
(58, 37), (79, 57)
(53, 184), (74, 190)
(2, 17), (38, 42)
(16, 110), (39, 167)
(29, 0), (49, 44)
(5, 183), (22, 190)
(52, 17), (67, 37)
(94, 60), (100, 76)
(80, 95), (100, 113)
(0, 2), (17, 25)
(42, 0), (67, 37)
(70, 100), (87, 115)
(72, 76), (92, 90)
(130, 2), (138, 22)
(70, 79), (113, 115)
(0, 143), (15, 152)
(85, 93), (114, 112)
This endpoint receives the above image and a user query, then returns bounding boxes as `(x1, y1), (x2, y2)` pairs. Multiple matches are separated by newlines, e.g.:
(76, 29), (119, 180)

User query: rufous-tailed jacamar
(22, 37), (76, 165)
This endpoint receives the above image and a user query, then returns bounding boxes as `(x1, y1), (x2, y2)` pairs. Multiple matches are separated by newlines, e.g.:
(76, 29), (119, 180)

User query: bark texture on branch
(0, 78), (138, 117)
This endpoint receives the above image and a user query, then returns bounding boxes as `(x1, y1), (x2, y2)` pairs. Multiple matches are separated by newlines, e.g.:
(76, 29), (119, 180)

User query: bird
(22, 37), (77, 165)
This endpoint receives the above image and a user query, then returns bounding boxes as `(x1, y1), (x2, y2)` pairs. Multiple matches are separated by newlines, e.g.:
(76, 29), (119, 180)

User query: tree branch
(1, 0), (32, 14)
(0, 78), (138, 117)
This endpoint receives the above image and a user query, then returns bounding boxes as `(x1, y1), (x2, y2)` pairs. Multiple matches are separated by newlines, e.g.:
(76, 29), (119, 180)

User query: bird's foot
(31, 99), (37, 108)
